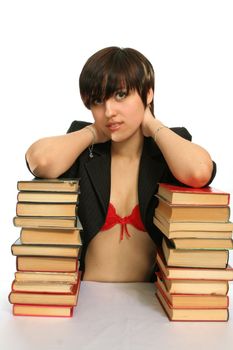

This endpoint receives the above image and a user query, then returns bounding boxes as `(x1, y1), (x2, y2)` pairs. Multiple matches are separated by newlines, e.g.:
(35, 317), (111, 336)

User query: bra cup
(100, 203), (146, 234)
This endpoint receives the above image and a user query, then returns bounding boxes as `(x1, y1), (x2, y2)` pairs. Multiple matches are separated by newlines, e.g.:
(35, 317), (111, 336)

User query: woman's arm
(141, 107), (214, 188)
(25, 123), (108, 178)
(25, 127), (93, 178)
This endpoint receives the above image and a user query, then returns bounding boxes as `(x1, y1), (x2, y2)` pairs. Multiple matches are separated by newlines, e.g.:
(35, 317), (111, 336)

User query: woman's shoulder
(66, 120), (91, 133)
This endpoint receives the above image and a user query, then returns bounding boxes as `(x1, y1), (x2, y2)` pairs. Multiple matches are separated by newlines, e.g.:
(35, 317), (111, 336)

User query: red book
(157, 183), (230, 206)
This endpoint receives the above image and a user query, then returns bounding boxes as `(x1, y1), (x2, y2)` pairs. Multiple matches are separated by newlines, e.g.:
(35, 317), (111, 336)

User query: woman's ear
(146, 88), (154, 105)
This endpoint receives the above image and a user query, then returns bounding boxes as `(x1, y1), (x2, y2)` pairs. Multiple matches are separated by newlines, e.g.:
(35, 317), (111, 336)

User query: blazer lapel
(84, 142), (111, 214)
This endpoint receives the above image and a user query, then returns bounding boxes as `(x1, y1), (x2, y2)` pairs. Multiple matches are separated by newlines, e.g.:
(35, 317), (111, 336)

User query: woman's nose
(105, 98), (116, 118)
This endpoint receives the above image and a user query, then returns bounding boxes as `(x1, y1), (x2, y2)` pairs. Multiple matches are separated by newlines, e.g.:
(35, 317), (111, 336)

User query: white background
(0, 0), (233, 307)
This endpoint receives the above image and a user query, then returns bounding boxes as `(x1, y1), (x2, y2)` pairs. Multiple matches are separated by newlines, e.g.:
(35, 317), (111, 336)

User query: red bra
(100, 203), (146, 240)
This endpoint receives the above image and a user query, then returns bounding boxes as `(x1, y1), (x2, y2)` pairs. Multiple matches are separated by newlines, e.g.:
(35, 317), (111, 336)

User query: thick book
(153, 214), (233, 239)
(12, 304), (74, 317)
(156, 270), (229, 295)
(13, 216), (81, 229)
(16, 256), (79, 272)
(157, 183), (230, 206)
(156, 274), (229, 308)
(11, 238), (81, 258)
(155, 197), (230, 222)
(16, 202), (78, 217)
(20, 228), (82, 245)
(170, 237), (233, 250)
(17, 178), (80, 192)
(156, 250), (233, 280)
(156, 287), (229, 322)
(162, 238), (229, 268)
(14, 270), (79, 284)
(11, 280), (78, 294)
(17, 191), (79, 203)
(9, 273), (81, 306)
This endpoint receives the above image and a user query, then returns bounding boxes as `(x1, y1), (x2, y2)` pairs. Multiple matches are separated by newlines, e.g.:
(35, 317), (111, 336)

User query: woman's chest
(110, 157), (140, 215)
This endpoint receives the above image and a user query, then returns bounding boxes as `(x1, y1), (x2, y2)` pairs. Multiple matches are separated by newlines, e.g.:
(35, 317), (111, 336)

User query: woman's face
(90, 89), (147, 142)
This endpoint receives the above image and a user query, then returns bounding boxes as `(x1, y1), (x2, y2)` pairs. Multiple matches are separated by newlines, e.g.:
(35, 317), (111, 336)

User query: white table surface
(1, 281), (233, 350)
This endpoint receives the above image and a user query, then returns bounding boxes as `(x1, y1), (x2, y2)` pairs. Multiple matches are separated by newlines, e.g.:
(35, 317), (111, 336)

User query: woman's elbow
(186, 161), (214, 188)
(26, 150), (59, 179)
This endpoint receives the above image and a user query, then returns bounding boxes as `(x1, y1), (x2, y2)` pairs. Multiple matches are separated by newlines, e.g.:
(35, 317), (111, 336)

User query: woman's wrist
(84, 125), (97, 146)
(146, 117), (164, 138)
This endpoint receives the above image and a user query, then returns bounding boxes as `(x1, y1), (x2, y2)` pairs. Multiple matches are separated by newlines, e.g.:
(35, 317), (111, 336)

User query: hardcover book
(156, 287), (229, 322)
(13, 304), (74, 317)
(11, 238), (81, 258)
(156, 274), (229, 308)
(16, 256), (79, 272)
(20, 228), (82, 245)
(155, 197), (230, 223)
(17, 178), (80, 192)
(9, 274), (81, 306)
(157, 183), (230, 206)
(162, 238), (229, 268)
(17, 191), (79, 203)
(156, 250), (233, 280)
(13, 216), (81, 229)
(156, 270), (229, 295)
(16, 202), (78, 217)
(153, 214), (233, 239)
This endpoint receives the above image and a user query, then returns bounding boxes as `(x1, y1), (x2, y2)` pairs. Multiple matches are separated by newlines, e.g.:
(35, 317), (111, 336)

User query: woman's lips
(106, 122), (123, 132)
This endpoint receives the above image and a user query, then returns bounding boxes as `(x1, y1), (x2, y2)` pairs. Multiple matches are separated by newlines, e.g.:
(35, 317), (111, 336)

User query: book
(156, 271), (229, 295)
(153, 214), (233, 239)
(170, 237), (233, 250)
(20, 228), (82, 245)
(162, 238), (229, 268)
(13, 216), (80, 229)
(17, 178), (80, 192)
(155, 197), (230, 223)
(156, 287), (229, 321)
(156, 274), (229, 308)
(9, 274), (81, 306)
(156, 250), (233, 280)
(17, 191), (78, 203)
(157, 183), (230, 206)
(12, 304), (74, 317)
(14, 271), (79, 283)
(11, 280), (78, 294)
(16, 256), (78, 272)
(16, 202), (77, 217)
(11, 238), (81, 258)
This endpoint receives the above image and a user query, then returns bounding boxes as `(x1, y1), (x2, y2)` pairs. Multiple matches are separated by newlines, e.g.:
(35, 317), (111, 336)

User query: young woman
(26, 47), (216, 282)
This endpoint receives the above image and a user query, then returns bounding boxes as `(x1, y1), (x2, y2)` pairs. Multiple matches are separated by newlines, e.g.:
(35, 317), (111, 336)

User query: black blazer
(61, 121), (216, 270)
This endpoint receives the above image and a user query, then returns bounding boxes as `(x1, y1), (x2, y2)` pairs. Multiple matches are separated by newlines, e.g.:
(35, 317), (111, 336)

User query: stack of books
(154, 183), (233, 321)
(9, 178), (82, 317)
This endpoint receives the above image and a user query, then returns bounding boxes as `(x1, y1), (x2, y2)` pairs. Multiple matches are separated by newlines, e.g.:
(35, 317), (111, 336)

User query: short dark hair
(79, 46), (154, 112)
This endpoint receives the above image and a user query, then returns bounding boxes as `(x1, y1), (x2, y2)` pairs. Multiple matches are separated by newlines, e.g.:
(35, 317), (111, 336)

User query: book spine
(156, 292), (229, 322)
(12, 304), (73, 317)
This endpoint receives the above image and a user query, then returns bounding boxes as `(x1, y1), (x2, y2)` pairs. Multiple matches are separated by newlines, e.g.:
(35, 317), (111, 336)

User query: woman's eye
(92, 98), (103, 106)
(115, 90), (127, 101)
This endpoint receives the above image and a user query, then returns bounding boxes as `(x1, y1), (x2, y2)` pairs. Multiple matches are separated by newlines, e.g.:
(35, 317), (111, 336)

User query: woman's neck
(111, 129), (144, 160)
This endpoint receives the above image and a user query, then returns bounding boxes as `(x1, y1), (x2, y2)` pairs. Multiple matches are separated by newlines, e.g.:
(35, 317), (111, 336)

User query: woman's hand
(86, 123), (110, 144)
(141, 106), (162, 137)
